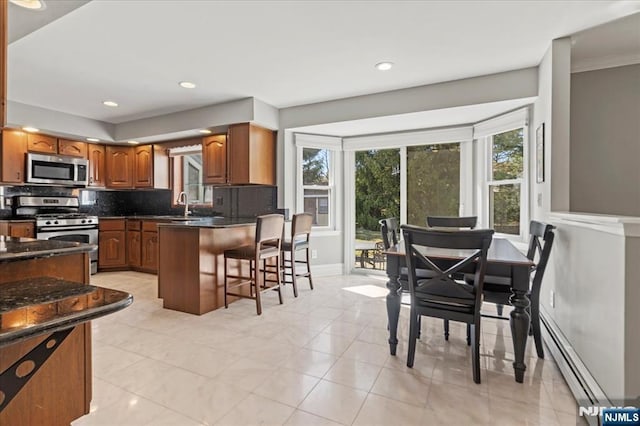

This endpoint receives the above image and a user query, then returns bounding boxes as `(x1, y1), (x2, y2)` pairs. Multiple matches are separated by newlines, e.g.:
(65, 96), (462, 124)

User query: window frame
(295, 134), (342, 232)
(475, 108), (529, 242)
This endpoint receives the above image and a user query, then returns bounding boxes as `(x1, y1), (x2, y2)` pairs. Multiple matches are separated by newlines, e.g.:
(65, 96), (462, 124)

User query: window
(295, 134), (342, 230)
(475, 108), (529, 240)
(302, 148), (332, 227)
(169, 146), (212, 206)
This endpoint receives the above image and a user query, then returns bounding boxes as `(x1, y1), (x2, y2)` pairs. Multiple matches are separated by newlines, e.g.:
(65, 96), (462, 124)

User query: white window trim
(295, 133), (343, 233)
(475, 108), (530, 242)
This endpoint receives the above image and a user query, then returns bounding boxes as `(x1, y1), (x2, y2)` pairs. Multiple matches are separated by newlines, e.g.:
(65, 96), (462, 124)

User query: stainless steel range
(13, 196), (99, 274)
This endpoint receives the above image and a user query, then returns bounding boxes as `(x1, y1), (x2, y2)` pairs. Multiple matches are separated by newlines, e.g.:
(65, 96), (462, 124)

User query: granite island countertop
(156, 216), (259, 228)
(0, 277), (132, 348)
(0, 237), (96, 263)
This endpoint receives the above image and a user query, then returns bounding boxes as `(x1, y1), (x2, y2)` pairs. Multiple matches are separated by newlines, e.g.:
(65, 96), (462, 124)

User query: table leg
(386, 256), (401, 356)
(509, 268), (531, 383)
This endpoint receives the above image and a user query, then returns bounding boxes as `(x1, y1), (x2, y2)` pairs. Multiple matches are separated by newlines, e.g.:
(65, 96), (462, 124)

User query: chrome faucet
(176, 191), (189, 217)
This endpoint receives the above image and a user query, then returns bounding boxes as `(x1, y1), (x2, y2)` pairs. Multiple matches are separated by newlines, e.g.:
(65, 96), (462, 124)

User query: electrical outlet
(550, 290), (555, 308)
(311, 249), (318, 259)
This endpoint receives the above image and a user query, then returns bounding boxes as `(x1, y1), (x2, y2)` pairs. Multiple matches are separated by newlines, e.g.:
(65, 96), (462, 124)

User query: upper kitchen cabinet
(58, 139), (88, 158)
(105, 144), (169, 189)
(88, 144), (106, 187)
(0, 129), (27, 183)
(202, 134), (227, 184)
(27, 133), (57, 154)
(105, 145), (134, 188)
(227, 123), (276, 185)
(134, 144), (169, 189)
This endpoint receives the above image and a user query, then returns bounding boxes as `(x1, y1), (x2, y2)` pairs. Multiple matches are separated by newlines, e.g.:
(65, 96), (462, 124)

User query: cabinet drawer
(127, 220), (141, 231)
(142, 221), (159, 231)
(99, 219), (125, 231)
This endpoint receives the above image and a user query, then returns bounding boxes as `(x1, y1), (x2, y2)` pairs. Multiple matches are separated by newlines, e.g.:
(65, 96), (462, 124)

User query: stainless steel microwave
(26, 153), (89, 186)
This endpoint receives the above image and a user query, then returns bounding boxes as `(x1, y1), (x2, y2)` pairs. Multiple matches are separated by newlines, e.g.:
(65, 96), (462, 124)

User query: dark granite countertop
(0, 277), (132, 347)
(0, 237), (96, 263)
(156, 217), (259, 229)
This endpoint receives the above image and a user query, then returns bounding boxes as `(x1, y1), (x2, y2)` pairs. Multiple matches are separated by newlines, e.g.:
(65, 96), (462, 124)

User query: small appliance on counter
(13, 195), (99, 274)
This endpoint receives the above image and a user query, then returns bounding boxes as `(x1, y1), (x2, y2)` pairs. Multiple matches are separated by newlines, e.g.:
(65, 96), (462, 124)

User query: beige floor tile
(253, 368), (321, 407)
(342, 340), (390, 366)
(486, 371), (554, 409)
(71, 393), (184, 426)
(322, 320), (367, 339)
(92, 343), (145, 379)
(216, 393), (295, 426)
(298, 380), (367, 425)
(284, 348), (339, 378)
(305, 332), (355, 356)
(488, 397), (559, 426)
(425, 381), (491, 424)
(370, 367), (431, 407)
(323, 357), (382, 391)
(353, 393), (425, 426)
(215, 356), (279, 392)
(283, 410), (343, 426)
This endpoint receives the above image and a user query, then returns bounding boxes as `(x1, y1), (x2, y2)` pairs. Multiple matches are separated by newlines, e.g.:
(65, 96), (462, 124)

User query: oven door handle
(37, 225), (99, 232)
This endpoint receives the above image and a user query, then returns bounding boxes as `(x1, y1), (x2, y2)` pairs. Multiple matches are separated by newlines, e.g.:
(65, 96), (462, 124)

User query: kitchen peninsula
(157, 218), (258, 315)
(0, 237), (132, 426)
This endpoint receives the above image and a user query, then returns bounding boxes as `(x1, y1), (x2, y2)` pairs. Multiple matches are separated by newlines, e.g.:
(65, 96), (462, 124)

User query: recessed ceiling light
(179, 81), (197, 89)
(199, 129), (212, 134)
(22, 126), (39, 133)
(127, 140), (139, 144)
(375, 61), (394, 71)
(102, 100), (119, 107)
(87, 138), (100, 142)
(9, 0), (46, 10)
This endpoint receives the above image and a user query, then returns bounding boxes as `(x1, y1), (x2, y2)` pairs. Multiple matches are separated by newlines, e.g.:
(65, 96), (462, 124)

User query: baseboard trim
(541, 309), (609, 426)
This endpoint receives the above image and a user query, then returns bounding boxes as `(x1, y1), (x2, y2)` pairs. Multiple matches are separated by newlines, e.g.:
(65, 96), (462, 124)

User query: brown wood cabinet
(27, 133), (57, 154)
(134, 145), (153, 187)
(98, 219), (127, 270)
(227, 123), (276, 185)
(140, 221), (159, 273)
(0, 129), (27, 183)
(105, 146), (134, 188)
(88, 144), (106, 187)
(58, 139), (88, 158)
(127, 220), (142, 268)
(0, 220), (35, 238)
(202, 134), (227, 184)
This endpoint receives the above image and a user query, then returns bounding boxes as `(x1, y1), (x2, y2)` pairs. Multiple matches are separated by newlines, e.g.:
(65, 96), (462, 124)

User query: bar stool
(281, 213), (314, 297)
(224, 214), (285, 315)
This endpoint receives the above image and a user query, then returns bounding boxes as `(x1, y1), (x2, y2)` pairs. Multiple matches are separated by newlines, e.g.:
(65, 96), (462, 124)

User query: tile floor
(72, 271), (585, 426)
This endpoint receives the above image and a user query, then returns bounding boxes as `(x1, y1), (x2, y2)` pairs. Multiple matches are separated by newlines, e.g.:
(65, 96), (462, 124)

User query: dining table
(384, 238), (535, 383)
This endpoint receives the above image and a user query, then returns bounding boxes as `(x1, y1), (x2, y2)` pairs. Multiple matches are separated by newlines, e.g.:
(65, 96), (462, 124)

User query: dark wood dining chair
(426, 215), (478, 229)
(224, 214), (285, 315)
(401, 224), (494, 383)
(468, 220), (555, 358)
(426, 215), (477, 341)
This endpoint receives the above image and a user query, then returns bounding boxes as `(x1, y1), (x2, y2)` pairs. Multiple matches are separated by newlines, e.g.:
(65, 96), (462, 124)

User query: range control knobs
(81, 219), (86, 224)
(53, 221), (59, 225)
(45, 221), (51, 225)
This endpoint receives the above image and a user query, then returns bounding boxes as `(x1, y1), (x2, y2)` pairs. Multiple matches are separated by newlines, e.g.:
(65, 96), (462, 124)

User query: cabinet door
(127, 230), (141, 268)
(58, 139), (87, 158)
(1, 129), (27, 183)
(8, 222), (35, 238)
(105, 146), (134, 188)
(88, 144), (105, 187)
(27, 133), (57, 154)
(134, 145), (153, 188)
(98, 230), (126, 268)
(141, 231), (159, 272)
(202, 134), (227, 184)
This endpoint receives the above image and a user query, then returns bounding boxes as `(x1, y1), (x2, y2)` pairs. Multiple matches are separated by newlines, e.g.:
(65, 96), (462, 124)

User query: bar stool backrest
(292, 213), (313, 242)
(256, 214), (285, 249)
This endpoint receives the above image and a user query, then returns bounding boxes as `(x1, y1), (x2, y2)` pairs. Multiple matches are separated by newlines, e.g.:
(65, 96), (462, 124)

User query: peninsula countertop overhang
(0, 236), (96, 262)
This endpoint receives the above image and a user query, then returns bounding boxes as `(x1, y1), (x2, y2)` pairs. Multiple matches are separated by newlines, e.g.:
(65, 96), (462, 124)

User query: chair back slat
(526, 221), (555, 293)
(426, 216), (477, 229)
(401, 224), (494, 307)
(256, 214), (285, 247)
(379, 218), (400, 249)
(292, 213), (313, 240)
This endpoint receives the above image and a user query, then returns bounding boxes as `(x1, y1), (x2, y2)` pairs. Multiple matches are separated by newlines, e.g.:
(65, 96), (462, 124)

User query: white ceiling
(6, 0), (640, 135)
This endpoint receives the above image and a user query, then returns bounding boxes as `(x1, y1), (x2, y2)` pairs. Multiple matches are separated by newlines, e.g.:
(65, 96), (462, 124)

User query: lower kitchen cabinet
(0, 220), (35, 238)
(98, 219), (127, 270)
(141, 227), (159, 273)
(127, 224), (142, 268)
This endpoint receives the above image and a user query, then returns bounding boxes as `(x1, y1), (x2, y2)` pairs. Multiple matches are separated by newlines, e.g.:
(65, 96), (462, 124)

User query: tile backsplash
(0, 185), (277, 218)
